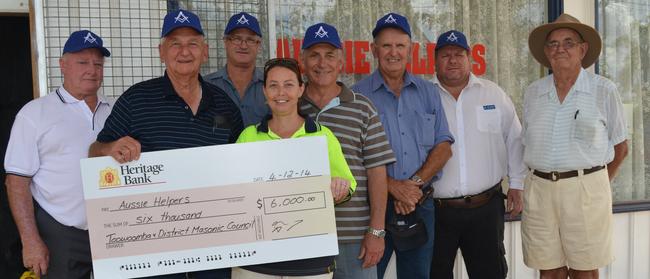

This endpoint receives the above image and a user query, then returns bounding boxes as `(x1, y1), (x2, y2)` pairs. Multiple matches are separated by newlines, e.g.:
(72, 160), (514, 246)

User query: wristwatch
(410, 174), (424, 184)
(366, 227), (386, 238)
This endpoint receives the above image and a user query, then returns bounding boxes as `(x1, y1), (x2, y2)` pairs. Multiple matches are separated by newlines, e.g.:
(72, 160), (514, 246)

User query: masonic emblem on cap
(314, 26), (329, 38)
(236, 14), (250, 25)
(446, 32), (458, 42)
(174, 11), (190, 23)
(385, 14), (398, 24)
(83, 32), (97, 44)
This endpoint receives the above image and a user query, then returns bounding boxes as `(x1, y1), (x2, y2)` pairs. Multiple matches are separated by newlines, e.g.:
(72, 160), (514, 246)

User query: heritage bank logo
(99, 164), (166, 189)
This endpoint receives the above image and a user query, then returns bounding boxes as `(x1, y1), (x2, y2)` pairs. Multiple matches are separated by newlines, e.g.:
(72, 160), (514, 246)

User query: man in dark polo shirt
(89, 9), (242, 279)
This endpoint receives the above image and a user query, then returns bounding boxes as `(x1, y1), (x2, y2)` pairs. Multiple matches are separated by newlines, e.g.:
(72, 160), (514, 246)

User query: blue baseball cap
(372, 12), (411, 38)
(224, 12), (262, 37)
(62, 30), (110, 57)
(302, 23), (342, 49)
(161, 9), (204, 37)
(435, 30), (470, 51)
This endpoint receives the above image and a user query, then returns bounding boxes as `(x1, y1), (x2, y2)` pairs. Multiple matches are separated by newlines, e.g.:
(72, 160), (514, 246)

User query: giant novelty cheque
(81, 137), (338, 278)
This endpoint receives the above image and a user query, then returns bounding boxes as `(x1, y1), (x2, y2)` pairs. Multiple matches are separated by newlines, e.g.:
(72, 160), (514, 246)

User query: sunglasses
(264, 58), (300, 72)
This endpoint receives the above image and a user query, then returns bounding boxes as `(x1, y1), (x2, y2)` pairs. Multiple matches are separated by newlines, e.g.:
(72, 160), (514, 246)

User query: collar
(337, 82), (355, 102)
(162, 71), (207, 97)
(56, 86), (110, 106)
(570, 68), (592, 95)
(431, 73), (483, 95)
(162, 71), (214, 113)
(369, 69), (417, 93)
(256, 114), (319, 134)
(213, 66), (264, 83)
(543, 68), (593, 96)
(302, 81), (355, 106)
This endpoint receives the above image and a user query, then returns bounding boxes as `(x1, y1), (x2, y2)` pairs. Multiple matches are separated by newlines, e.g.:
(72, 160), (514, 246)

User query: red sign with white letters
(276, 38), (487, 76)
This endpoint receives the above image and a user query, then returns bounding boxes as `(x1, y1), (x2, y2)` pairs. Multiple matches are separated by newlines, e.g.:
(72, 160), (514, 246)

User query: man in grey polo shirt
(299, 23), (396, 279)
(205, 12), (268, 127)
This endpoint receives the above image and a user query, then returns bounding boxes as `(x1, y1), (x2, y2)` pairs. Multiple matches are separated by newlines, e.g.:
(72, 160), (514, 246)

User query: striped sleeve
(323, 126), (357, 193)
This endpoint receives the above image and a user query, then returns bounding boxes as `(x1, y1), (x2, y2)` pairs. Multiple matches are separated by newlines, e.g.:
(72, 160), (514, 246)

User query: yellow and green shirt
(236, 115), (356, 276)
(237, 115), (357, 194)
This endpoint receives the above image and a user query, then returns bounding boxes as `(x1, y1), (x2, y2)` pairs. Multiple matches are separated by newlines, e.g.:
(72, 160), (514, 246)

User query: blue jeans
(377, 198), (434, 279)
(334, 242), (377, 279)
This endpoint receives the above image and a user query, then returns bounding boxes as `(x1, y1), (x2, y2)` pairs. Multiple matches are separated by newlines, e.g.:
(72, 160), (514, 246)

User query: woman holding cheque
(233, 58), (356, 278)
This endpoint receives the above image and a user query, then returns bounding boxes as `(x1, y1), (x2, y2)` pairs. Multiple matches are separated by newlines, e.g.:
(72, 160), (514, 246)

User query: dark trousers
(34, 203), (92, 279)
(430, 192), (507, 279)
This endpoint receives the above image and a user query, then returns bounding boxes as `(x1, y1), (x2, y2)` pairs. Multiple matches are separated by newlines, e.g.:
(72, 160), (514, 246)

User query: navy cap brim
(435, 43), (470, 52)
(161, 25), (204, 38)
(64, 46), (111, 57)
(302, 41), (342, 50)
(372, 24), (411, 38)
(225, 26), (262, 37)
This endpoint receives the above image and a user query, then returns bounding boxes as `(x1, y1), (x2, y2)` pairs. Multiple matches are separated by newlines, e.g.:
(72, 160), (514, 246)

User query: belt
(532, 165), (605, 182)
(434, 182), (502, 209)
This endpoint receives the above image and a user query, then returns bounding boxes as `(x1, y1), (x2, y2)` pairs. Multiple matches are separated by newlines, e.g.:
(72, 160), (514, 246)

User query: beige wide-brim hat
(528, 13), (602, 68)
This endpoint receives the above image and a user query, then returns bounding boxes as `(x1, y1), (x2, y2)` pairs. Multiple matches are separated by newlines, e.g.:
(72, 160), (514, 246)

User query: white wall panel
(384, 212), (650, 278)
(0, 0), (27, 13)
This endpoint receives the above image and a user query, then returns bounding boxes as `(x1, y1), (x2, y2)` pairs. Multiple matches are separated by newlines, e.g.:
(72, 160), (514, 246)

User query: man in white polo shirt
(4, 30), (111, 278)
(430, 30), (526, 278)
(522, 14), (628, 278)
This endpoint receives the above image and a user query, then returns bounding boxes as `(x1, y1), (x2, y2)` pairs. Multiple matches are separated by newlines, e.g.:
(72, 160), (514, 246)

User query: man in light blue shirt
(352, 12), (453, 279)
(205, 12), (268, 126)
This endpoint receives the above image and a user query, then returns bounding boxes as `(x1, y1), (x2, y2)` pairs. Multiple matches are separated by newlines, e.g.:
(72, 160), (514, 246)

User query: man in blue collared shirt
(352, 13), (454, 279)
(205, 12), (268, 127)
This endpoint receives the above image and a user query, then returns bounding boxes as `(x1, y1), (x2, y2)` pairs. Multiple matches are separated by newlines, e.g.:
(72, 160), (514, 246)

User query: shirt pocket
(476, 105), (501, 133)
(417, 112), (437, 147)
(571, 109), (606, 148)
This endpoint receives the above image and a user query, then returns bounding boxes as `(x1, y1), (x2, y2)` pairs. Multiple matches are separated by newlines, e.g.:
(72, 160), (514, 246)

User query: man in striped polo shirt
(299, 23), (396, 279)
(89, 9), (242, 279)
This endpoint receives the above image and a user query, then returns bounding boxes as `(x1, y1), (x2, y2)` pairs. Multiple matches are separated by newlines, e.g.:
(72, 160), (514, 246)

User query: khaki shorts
(521, 168), (614, 270)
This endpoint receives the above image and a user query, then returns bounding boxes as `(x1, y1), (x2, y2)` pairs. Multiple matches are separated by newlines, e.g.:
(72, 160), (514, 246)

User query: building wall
(382, 212), (650, 278)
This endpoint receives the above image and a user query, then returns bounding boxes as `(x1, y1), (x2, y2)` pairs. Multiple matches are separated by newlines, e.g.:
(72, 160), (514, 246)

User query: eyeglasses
(225, 35), (260, 46)
(544, 39), (583, 50)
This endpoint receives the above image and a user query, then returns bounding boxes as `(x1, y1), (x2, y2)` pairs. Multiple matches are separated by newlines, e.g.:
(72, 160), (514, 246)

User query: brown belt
(532, 165), (605, 182)
(434, 182), (502, 209)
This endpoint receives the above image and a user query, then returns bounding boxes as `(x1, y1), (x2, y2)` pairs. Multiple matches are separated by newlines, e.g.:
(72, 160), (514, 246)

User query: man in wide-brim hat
(521, 13), (628, 279)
